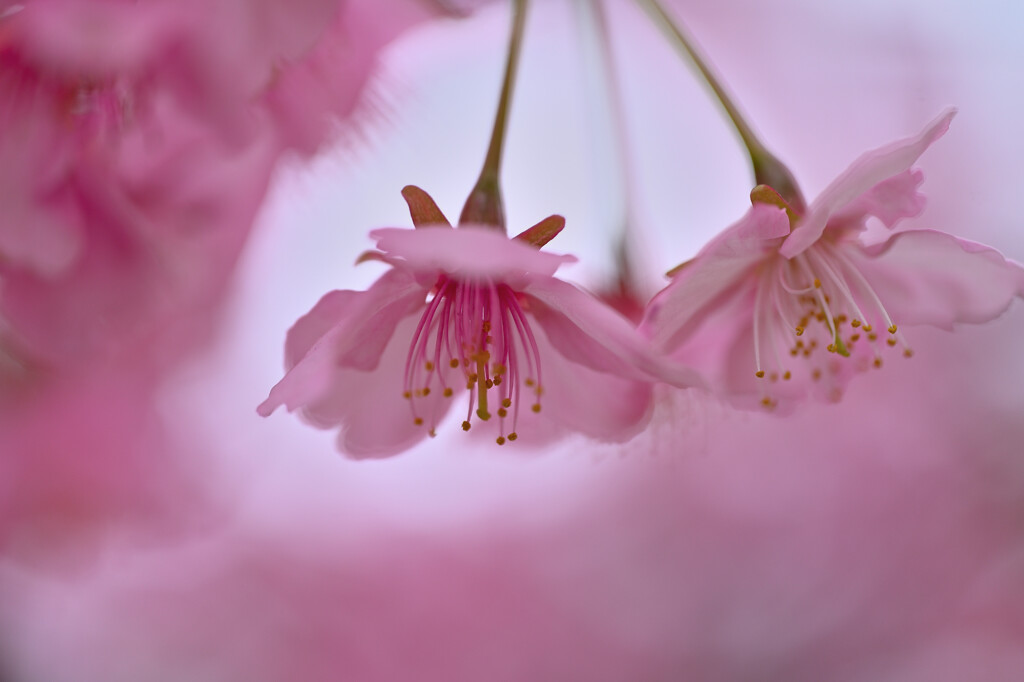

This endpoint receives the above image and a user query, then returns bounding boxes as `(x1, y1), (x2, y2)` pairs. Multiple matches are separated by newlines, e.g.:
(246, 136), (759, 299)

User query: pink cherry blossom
(641, 110), (1024, 409)
(259, 188), (700, 457)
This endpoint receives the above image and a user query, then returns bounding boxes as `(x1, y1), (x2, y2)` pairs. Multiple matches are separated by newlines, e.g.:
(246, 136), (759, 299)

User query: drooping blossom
(641, 110), (1024, 409)
(259, 186), (700, 457)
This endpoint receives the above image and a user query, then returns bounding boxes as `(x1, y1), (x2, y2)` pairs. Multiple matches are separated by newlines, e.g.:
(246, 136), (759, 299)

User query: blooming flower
(259, 187), (699, 457)
(641, 110), (1024, 409)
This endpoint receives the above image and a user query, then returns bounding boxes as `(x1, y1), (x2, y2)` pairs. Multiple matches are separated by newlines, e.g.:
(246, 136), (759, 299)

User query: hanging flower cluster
(0, 0), (1020, 463)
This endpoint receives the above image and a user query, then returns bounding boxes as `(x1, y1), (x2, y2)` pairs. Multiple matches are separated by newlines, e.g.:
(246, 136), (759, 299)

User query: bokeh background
(1, 0), (1022, 680)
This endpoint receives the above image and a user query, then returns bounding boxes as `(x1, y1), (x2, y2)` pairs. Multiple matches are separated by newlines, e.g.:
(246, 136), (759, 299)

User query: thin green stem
(459, 0), (529, 228)
(638, 0), (805, 212)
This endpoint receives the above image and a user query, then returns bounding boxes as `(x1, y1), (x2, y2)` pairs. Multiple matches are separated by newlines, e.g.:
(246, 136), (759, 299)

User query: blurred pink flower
(0, 0), (445, 375)
(259, 187), (699, 457)
(641, 110), (1024, 409)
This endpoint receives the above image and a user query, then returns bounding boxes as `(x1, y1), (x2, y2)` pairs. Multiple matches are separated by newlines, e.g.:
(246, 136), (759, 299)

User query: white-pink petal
(780, 109), (955, 258)
(851, 229), (1024, 330)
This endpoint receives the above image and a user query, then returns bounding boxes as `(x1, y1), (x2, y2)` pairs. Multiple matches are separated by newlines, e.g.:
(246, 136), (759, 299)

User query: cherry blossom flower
(259, 187), (700, 457)
(641, 110), (1024, 409)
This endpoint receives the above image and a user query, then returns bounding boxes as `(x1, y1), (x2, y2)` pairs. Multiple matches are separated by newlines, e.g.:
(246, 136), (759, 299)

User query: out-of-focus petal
(781, 109), (955, 258)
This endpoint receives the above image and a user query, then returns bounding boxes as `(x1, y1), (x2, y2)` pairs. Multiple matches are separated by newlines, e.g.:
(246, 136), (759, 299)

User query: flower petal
(259, 269), (421, 418)
(525, 277), (703, 389)
(850, 229), (1024, 330)
(827, 169), (927, 232)
(640, 204), (789, 350)
(780, 109), (955, 258)
(370, 226), (576, 283)
(524, 325), (656, 443)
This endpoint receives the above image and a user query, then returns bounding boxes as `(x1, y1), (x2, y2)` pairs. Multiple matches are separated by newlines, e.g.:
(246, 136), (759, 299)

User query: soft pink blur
(1, 1), (1023, 681)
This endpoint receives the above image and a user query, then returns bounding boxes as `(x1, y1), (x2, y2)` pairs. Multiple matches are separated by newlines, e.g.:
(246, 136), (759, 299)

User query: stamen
(827, 243), (898, 335)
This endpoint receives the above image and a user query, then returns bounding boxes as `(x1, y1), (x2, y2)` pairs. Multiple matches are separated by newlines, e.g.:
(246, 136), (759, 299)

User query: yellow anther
(493, 377), (502, 386)
(502, 398), (512, 408)
(813, 278), (821, 288)
(424, 361), (434, 371)
(496, 436), (506, 445)
(873, 357), (883, 368)
(497, 408), (507, 418)
(449, 359), (460, 369)
(531, 404), (541, 413)
(467, 373), (478, 382)
(888, 324), (898, 334)
(903, 349), (914, 358)
(836, 314), (848, 324)
(886, 338), (897, 347)
(403, 391), (412, 399)
(755, 370), (765, 378)
(443, 387), (453, 397)
(508, 432), (518, 441)
(795, 326), (804, 336)
(812, 369), (822, 381)
(851, 319), (861, 328)
(485, 379), (494, 389)
(850, 334), (861, 342)
(421, 387), (431, 397)
(428, 429), (436, 438)
(493, 365), (506, 375)
(790, 349), (799, 357)
(525, 378), (535, 387)
(761, 397), (773, 407)
(868, 333), (878, 341)
(827, 344), (835, 353)
(414, 417), (423, 426)
(462, 421), (471, 431)
(783, 371), (792, 381)
(862, 323), (873, 332)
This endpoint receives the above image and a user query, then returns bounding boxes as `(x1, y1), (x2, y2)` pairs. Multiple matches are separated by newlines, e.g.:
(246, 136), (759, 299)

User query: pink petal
(258, 270), (422, 418)
(640, 203), (789, 350)
(324, 313), (459, 458)
(850, 229), (1024, 330)
(370, 226), (576, 284)
(780, 109), (955, 258)
(524, 277), (703, 389)
(522, 325), (656, 443)
(827, 169), (927, 231)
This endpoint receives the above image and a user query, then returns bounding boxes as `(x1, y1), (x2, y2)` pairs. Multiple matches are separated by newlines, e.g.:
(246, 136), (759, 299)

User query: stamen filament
(827, 243), (898, 335)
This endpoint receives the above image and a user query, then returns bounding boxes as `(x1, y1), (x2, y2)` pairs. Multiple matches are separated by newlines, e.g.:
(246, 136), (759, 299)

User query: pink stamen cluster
(404, 275), (544, 444)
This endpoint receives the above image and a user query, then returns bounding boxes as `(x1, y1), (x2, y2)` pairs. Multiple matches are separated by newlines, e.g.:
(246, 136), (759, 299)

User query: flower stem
(637, 0), (806, 212)
(459, 0), (529, 229)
